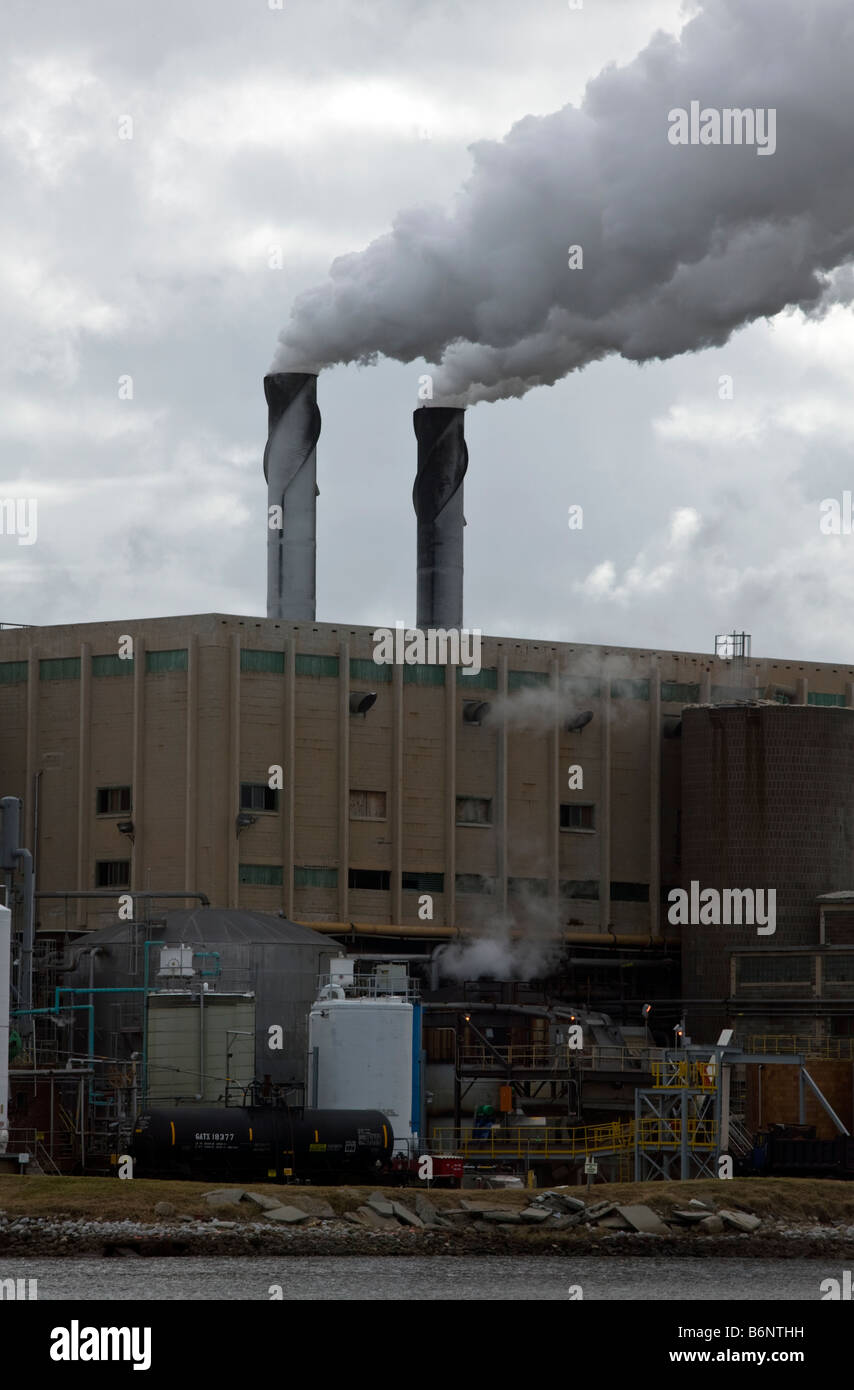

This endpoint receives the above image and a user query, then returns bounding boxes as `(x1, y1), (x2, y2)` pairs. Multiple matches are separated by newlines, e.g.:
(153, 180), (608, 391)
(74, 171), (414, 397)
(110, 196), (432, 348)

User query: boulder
(519, 1207), (551, 1224)
(414, 1194), (440, 1226)
(354, 1206), (396, 1229)
(671, 1209), (712, 1225)
(367, 1193), (396, 1218)
(391, 1201), (424, 1228)
(719, 1209), (761, 1233)
(482, 1210), (523, 1224)
(616, 1204), (670, 1235)
(282, 1195), (335, 1219)
(243, 1191), (284, 1212)
(154, 1201), (177, 1218)
(204, 1192), (245, 1210)
(698, 1215), (725, 1233)
(264, 1206), (311, 1224)
(598, 1213), (634, 1230)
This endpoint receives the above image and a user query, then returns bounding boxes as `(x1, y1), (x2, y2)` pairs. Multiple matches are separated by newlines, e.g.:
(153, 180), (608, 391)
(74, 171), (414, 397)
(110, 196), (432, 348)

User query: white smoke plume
(437, 890), (566, 983)
(274, 0), (854, 404)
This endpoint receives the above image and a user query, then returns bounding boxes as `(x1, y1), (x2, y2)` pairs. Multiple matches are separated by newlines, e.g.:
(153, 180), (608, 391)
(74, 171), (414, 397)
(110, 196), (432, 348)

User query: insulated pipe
(264, 372), (320, 621)
(0, 905), (10, 1152)
(297, 920), (681, 946)
(413, 406), (467, 630)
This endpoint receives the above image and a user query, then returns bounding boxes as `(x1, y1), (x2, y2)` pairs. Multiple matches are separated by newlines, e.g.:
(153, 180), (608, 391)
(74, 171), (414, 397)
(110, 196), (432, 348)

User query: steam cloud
(274, 0), (854, 403)
(438, 895), (565, 983)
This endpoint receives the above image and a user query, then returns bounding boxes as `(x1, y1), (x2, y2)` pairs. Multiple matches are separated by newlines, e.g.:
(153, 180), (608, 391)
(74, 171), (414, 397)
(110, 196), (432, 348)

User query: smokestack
(263, 372), (320, 621)
(413, 406), (468, 629)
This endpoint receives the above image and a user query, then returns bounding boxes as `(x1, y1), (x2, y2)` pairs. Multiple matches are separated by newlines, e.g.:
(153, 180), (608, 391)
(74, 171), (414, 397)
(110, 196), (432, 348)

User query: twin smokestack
(264, 373), (467, 627)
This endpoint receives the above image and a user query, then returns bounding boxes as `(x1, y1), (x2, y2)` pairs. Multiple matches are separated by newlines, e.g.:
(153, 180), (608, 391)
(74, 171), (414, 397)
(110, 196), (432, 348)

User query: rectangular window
(560, 880), (599, 900)
(295, 654), (339, 678)
(808, 692), (846, 707)
(0, 661), (28, 684)
(458, 667), (497, 690)
(241, 649), (284, 674)
(610, 678), (649, 700)
(456, 796), (492, 826)
(349, 868), (391, 891)
(823, 955), (854, 983)
(95, 860), (130, 888)
(349, 790), (387, 820)
(508, 877), (549, 897)
(508, 670), (550, 691)
(96, 786), (132, 815)
(294, 866), (338, 889)
(239, 864), (283, 886)
(737, 955), (812, 985)
(40, 657), (81, 681)
(146, 649), (188, 674)
(350, 658), (392, 684)
(560, 803), (595, 831)
(92, 654), (134, 677)
(403, 664), (445, 686)
(402, 871), (444, 893)
(561, 676), (602, 699)
(661, 681), (700, 703)
(240, 783), (279, 813)
(455, 873), (497, 894)
(610, 882), (650, 902)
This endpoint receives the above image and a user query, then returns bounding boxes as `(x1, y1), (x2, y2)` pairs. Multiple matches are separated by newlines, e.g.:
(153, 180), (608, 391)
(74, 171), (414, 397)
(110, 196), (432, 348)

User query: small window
(611, 882), (649, 903)
(349, 790), (387, 820)
(456, 873), (497, 894)
(456, 796), (492, 826)
(239, 864), (283, 886)
(560, 803), (595, 831)
(240, 783), (279, 813)
(95, 860), (130, 888)
(96, 786), (132, 815)
(349, 869), (391, 891)
(402, 871), (444, 893)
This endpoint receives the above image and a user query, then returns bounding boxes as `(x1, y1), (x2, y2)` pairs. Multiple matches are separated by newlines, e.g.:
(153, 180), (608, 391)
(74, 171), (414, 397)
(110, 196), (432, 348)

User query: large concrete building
(2, 615), (854, 1012)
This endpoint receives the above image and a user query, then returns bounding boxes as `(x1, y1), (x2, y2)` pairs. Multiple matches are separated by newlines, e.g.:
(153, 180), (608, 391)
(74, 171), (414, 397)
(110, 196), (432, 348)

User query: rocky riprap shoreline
(2, 1187), (854, 1258)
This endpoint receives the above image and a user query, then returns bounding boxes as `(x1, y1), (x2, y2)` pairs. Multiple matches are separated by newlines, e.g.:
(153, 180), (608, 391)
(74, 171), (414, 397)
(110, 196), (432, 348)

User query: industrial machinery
(130, 1105), (394, 1183)
(748, 1125), (854, 1180)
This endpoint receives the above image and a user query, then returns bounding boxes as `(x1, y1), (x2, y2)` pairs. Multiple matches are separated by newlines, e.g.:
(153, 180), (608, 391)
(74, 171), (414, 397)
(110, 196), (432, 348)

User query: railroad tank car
(130, 1107), (394, 1183)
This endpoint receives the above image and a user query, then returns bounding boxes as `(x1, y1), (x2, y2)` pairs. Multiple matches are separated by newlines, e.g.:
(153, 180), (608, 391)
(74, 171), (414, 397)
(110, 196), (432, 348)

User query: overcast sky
(3, 0), (854, 663)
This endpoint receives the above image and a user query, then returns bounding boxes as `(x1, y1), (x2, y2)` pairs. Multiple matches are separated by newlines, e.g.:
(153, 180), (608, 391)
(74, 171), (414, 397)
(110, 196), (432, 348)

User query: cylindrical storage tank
(308, 999), (415, 1155)
(681, 705), (854, 1034)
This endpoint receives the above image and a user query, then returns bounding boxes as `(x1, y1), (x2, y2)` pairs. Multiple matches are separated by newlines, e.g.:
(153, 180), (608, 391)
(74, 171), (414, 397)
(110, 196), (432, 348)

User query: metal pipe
(801, 1067), (851, 1136)
(297, 920), (680, 946)
(264, 372), (319, 621)
(199, 986), (205, 1099)
(36, 890), (210, 904)
(413, 406), (468, 629)
(0, 904), (10, 1152)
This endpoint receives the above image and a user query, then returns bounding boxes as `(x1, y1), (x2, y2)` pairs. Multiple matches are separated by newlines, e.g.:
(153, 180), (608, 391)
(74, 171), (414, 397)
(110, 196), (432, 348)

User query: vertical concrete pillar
(228, 634), (240, 908)
(77, 642), (91, 892)
(700, 667), (711, 703)
(649, 658), (661, 940)
(599, 675), (611, 933)
(282, 637), (295, 919)
(496, 651), (508, 915)
(184, 634), (199, 894)
(796, 676), (808, 705)
(131, 638), (146, 893)
(549, 657), (561, 913)
(445, 666), (457, 928)
(25, 646), (39, 849)
(391, 662), (404, 925)
(338, 639), (350, 923)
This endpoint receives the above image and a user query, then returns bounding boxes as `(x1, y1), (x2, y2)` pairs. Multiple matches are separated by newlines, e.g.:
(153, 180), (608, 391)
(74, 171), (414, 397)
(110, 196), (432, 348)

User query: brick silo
(680, 704), (854, 1037)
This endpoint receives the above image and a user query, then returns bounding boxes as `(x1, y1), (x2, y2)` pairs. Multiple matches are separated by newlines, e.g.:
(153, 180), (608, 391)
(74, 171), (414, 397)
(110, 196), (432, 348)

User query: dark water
(0, 1255), (842, 1300)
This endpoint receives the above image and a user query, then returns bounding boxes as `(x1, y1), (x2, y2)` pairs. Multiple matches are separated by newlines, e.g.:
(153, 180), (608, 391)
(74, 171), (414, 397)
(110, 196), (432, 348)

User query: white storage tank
(307, 995), (416, 1156)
